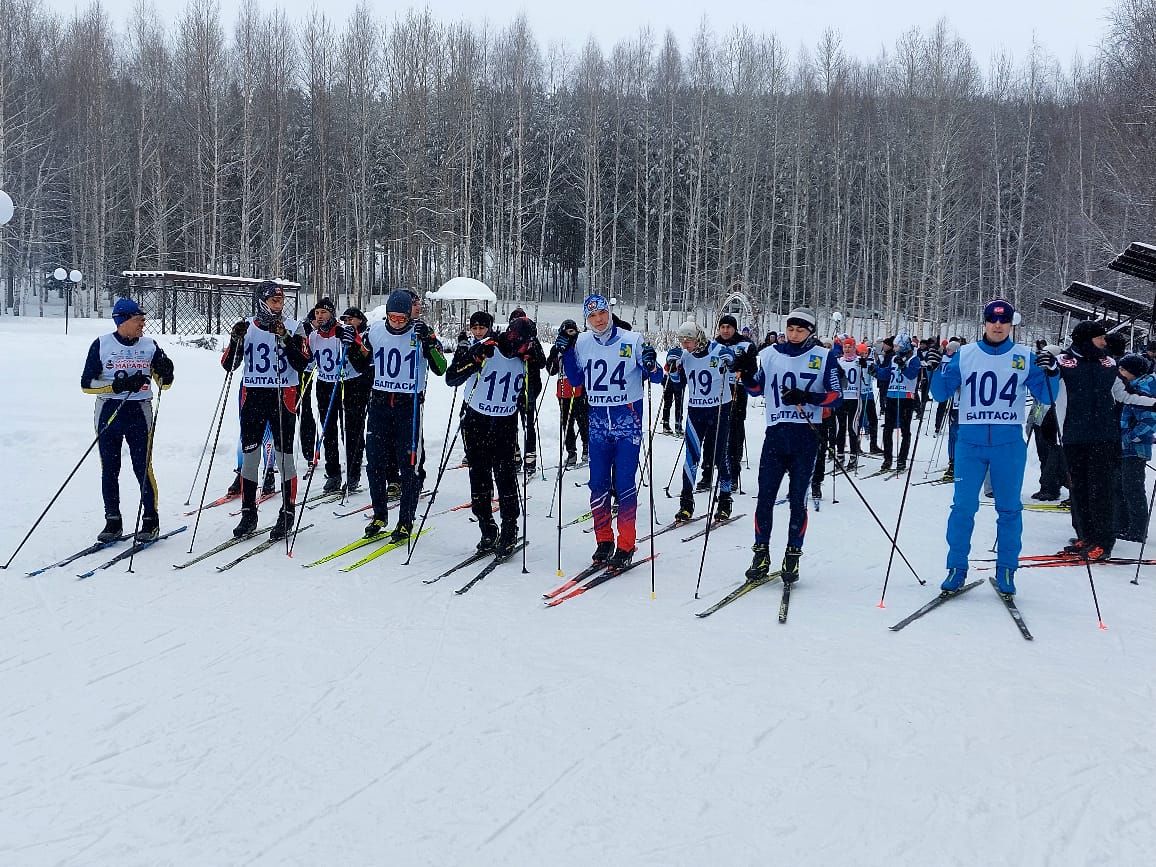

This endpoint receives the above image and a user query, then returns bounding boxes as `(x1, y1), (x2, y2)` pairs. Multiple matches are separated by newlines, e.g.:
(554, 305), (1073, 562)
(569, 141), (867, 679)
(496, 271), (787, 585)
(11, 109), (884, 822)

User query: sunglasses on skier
(984, 306), (1015, 324)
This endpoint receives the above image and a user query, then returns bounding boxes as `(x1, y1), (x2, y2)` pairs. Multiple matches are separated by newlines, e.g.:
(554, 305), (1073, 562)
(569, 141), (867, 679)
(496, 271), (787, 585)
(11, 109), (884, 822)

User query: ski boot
(322, 473), (343, 494)
(269, 506), (295, 541)
(386, 481), (401, 501)
(845, 454), (859, 472)
(476, 518), (498, 553)
(879, 458), (893, 473)
(523, 452), (537, 475)
(781, 545), (803, 584)
(227, 470), (242, 497)
(580, 448), (590, 466)
(136, 514), (160, 543)
(994, 567), (1016, 596)
(389, 522), (413, 544)
(940, 567), (967, 593)
(745, 544), (771, 582)
(1083, 545), (1111, 563)
(262, 467), (277, 495)
(345, 467), (362, 493)
(592, 540), (615, 565)
(1062, 539), (1088, 555)
(674, 494), (695, 524)
(811, 482), (823, 501)
(606, 547), (635, 571)
(364, 515), (389, 539)
(495, 521), (519, 558)
(233, 507), (259, 539)
(565, 452), (578, 469)
(870, 443), (884, 455)
(662, 422), (673, 435)
(695, 468), (714, 493)
(896, 459), (907, 473)
(97, 514), (123, 543)
(941, 463), (955, 483)
(714, 492), (733, 522)
(674, 423), (683, 437)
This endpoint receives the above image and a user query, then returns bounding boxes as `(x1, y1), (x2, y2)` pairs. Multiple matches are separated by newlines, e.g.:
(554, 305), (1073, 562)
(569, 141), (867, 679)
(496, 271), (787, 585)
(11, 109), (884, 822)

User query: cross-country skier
(557, 293), (662, 569)
(927, 300), (1052, 595)
(875, 332), (921, 472)
(303, 298), (365, 493)
(81, 297), (175, 542)
(221, 281), (310, 540)
(833, 337), (862, 470)
(446, 317), (539, 556)
(545, 318), (590, 467)
(660, 349), (686, 437)
(509, 307), (547, 474)
(350, 289), (447, 541)
(713, 314), (755, 490)
(666, 320), (737, 523)
(335, 307), (372, 492)
(742, 307), (841, 584)
(857, 342), (881, 454)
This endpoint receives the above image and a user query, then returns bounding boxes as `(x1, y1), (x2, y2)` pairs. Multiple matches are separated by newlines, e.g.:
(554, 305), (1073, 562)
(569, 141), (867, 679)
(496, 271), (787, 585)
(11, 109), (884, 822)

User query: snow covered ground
(2, 315), (1155, 866)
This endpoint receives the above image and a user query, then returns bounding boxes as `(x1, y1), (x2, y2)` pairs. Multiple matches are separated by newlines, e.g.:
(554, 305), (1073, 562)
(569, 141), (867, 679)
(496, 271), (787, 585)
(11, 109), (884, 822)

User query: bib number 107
(765, 371), (817, 407)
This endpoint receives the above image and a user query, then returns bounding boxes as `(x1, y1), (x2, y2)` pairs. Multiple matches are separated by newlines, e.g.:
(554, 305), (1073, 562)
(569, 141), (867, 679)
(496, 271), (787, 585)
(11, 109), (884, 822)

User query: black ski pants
(1064, 441), (1120, 551)
(461, 407), (521, 530)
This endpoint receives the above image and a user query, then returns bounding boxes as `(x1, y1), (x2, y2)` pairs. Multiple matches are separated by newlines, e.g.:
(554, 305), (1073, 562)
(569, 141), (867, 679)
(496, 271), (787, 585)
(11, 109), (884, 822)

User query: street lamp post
(53, 267), (83, 334)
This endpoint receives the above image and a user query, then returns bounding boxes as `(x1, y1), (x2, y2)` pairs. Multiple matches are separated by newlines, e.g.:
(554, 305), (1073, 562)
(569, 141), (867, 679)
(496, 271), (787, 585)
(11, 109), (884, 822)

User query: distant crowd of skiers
(82, 286), (1156, 598)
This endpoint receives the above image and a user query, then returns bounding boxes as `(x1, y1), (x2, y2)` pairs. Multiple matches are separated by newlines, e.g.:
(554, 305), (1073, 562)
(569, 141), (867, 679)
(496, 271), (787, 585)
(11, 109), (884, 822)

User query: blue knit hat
(582, 294), (610, 320)
(112, 297), (145, 325)
(386, 290), (413, 317)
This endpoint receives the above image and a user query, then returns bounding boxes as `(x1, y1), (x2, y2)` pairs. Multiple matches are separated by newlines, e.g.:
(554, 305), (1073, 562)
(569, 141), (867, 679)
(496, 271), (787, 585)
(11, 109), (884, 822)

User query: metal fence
(122, 274), (301, 336)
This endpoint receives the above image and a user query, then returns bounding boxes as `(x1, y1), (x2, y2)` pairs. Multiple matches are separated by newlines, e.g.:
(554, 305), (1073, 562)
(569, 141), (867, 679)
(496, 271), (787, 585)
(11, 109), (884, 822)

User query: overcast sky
(60, 0), (1116, 68)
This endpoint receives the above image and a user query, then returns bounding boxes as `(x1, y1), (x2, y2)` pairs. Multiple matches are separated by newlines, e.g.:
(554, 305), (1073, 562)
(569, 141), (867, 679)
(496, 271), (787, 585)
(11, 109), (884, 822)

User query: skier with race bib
(666, 320), (737, 523)
(742, 308), (841, 584)
(834, 337), (862, 469)
(875, 332), (921, 472)
(557, 293), (662, 570)
(221, 281), (311, 541)
(927, 300), (1052, 595)
(446, 317), (539, 557)
(303, 298), (364, 493)
(350, 290), (447, 542)
(81, 298), (175, 542)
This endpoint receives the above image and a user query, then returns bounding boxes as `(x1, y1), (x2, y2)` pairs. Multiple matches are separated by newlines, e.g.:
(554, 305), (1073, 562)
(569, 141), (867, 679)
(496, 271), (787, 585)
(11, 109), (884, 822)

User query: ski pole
(554, 394), (570, 575)
(187, 365), (236, 553)
(663, 438), (685, 498)
(2, 392), (134, 570)
(127, 385), (166, 573)
(878, 370), (930, 607)
(801, 412), (924, 586)
(646, 378), (658, 598)
(289, 346), (348, 555)
(1131, 471), (1156, 586)
(694, 371), (730, 598)
(184, 370), (231, 505)
(522, 360), (531, 574)
(404, 356), (483, 565)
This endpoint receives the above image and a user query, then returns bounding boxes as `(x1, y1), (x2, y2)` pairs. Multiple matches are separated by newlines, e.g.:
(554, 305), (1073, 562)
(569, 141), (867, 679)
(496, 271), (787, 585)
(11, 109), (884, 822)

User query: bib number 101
(374, 346), (418, 382)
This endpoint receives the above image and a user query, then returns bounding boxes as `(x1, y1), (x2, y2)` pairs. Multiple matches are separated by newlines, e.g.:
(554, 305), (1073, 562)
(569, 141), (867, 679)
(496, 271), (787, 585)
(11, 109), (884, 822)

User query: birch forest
(1, 0), (1154, 332)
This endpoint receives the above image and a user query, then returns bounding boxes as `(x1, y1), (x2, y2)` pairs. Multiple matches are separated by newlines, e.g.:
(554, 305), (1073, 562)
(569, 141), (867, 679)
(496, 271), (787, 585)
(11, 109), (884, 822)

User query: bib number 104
(963, 370), (1018, 407)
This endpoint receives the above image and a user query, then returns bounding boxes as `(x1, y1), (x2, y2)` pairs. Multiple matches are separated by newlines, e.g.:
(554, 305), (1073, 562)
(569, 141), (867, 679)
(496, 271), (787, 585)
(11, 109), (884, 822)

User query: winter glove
(735, 347), (758, 376)
(1035, 349), (1058, 372)
(113, 371), (149, 394)
(781, 386), (810, 406)
(640, 343), (658, 372)
(412, 319), (431, 341)
(553, 331), (573, 354)
(925, 347), (942, 370)
(471, 340), (495, 364)
(338, 323), (357, 347)
(456, 330), (469, 349)
(152, 350), (175, 385)
(716, 345), (736, 371)
(230, 320), (249, 342)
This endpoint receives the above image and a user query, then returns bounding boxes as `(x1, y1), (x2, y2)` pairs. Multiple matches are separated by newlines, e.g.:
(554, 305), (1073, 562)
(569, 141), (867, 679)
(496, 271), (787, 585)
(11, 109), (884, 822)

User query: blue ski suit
(930, 337), (1052, 573)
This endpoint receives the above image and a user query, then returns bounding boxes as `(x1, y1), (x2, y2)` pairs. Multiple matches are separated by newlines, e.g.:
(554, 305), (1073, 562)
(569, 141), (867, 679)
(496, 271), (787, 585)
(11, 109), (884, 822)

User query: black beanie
(510, 307), (527, 322)
(1072, 320), (1108, 344)
(1119, 353), (1151, 377)
(341, 306), (365, 322)
(313, 297), (335, 316)
(470, 310), (494, 329)
(718, 314), (738, 329)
